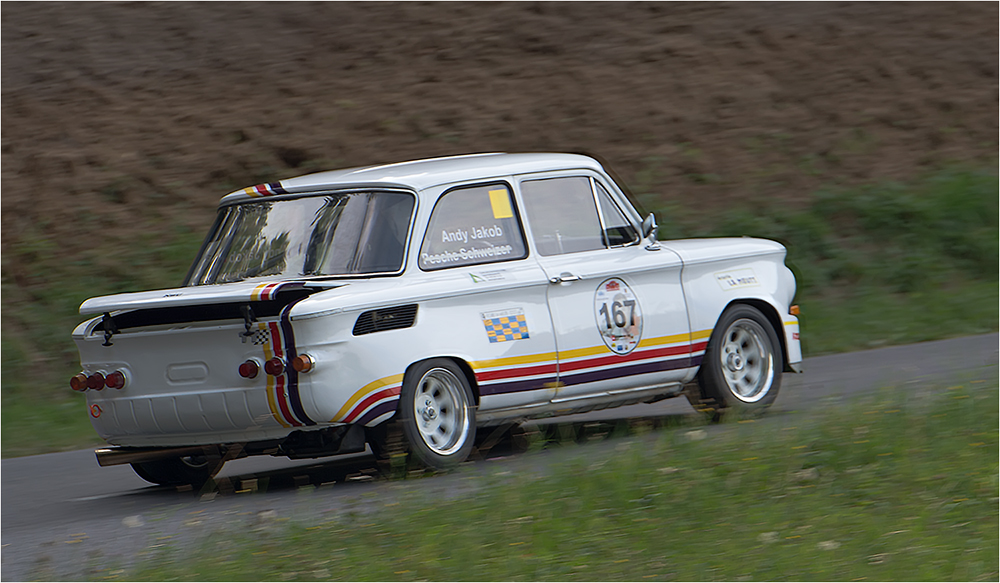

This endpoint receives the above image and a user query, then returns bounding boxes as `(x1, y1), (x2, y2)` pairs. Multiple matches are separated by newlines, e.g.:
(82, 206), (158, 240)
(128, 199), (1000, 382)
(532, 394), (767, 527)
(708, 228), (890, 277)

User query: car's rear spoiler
(79, 280), (343, 315)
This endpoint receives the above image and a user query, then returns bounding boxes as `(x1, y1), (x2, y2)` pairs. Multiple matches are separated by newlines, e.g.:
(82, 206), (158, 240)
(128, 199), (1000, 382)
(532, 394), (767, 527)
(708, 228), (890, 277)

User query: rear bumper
(96, 423), (367, 465)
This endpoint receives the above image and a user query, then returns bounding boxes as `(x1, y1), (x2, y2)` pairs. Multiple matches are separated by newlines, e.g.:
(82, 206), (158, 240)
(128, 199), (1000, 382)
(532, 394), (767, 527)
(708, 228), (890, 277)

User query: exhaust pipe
(95, 445), (222, 467)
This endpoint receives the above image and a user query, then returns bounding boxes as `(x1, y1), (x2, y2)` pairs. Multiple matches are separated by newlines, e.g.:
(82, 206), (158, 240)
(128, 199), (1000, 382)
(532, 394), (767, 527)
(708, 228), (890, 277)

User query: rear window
(186, 191), (414, 285)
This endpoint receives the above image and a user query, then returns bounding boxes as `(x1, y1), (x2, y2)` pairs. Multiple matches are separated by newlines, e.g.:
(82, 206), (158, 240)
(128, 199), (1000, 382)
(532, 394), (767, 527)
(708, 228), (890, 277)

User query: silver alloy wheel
(719, 318), (774, 403)
(412, 368), (470, 456)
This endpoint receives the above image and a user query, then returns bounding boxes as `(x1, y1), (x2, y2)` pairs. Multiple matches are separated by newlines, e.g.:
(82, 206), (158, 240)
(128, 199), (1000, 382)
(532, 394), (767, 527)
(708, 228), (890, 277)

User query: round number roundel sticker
(594, 278), (643, 355)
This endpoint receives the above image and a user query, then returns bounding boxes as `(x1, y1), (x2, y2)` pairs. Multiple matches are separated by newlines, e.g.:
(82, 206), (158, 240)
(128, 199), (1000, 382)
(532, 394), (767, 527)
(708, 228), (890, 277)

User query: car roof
(220, 152), (605, 204)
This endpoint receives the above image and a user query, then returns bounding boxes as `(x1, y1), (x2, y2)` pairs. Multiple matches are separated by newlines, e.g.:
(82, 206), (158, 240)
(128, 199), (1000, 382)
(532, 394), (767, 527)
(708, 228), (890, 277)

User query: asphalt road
(2, 333), (997, 580)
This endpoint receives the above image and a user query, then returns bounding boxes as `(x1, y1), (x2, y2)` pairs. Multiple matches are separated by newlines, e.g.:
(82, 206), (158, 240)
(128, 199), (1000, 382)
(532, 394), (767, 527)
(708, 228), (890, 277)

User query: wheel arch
(720, 298), (789, 371)
(402, 356), (481, 407)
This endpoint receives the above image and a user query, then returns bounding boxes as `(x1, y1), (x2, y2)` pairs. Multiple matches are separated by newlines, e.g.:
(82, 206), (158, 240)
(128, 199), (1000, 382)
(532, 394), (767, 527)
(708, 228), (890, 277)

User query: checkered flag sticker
(251, 328), (271, 346)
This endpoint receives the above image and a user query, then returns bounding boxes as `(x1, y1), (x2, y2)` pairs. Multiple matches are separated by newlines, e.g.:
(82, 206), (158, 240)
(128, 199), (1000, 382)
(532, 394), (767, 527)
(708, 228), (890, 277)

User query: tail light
(291, 354), (315, 373)
(239, 359), (260, 379)
(105, 370), (127, 390)
(87, 372), (106, 391)
(264, 357), (285, 376)
(70, 373), (89, 392)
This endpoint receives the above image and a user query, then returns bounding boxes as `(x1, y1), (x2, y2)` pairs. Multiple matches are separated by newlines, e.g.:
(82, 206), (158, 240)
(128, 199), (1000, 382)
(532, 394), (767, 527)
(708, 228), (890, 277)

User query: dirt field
(2, 1), (997, 288)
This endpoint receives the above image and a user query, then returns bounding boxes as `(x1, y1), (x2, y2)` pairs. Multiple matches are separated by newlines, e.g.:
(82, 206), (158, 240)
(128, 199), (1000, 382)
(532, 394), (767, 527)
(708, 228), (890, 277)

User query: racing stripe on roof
(243, 182), (289, 198)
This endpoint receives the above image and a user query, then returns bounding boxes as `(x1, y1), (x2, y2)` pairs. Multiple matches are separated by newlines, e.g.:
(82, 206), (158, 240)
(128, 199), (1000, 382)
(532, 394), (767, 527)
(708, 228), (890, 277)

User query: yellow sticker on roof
(488, 189), (514, 219)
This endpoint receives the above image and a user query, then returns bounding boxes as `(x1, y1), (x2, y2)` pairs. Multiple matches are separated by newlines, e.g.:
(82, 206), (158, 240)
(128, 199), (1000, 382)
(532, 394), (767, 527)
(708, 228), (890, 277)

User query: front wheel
(397, 359), (476, 470)
(689, 304), (782, 416)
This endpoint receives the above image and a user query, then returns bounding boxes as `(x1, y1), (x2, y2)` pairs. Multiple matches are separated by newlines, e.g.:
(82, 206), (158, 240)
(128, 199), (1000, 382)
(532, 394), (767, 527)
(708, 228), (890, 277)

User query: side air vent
(353, 304), (418, 336)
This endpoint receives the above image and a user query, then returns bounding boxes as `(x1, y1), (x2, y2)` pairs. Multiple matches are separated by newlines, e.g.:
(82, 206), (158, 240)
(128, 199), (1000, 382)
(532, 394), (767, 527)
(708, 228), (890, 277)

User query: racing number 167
(599, 300), (636, 330)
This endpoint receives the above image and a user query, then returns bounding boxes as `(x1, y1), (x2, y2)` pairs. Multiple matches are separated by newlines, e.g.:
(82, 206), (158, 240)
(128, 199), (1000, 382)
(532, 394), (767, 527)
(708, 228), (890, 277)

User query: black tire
(397, 359), (476, 470)
(689, 304), (782, 416)
(131, 455), (218, 487)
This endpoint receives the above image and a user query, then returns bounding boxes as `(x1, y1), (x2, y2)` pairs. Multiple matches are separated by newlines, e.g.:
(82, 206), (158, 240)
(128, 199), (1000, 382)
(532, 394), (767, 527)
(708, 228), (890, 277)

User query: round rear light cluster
(70, 370), (128, 391)
(105, 371), (126, 390)
(240, 354), (315, 378)
(238, 359), (260, 379)
(86, 372), (106, 390)
(264, 357), (285, 376)
(70, 373), (89, 392)
(291, 354), (315, 373)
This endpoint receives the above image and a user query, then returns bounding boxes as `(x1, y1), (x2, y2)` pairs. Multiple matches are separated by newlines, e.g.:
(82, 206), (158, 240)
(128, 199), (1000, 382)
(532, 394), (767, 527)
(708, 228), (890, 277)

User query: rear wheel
(398, 359), (476, 470)
(131, 455), (219, 487)
(689, 304), (782, 416)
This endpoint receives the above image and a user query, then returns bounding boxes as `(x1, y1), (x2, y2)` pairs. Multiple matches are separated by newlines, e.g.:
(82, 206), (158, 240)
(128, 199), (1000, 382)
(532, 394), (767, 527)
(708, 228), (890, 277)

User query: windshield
(185, 191), (414, 285)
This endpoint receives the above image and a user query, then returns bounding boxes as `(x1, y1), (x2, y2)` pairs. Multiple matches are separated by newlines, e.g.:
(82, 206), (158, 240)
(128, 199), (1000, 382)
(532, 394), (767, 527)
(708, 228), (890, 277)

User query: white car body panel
(663, 238), (800, 371)
(72, 153), (802, 450)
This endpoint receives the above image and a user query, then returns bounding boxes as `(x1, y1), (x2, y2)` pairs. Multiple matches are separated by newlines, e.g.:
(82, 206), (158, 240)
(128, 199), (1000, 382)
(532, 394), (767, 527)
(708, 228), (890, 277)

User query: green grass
(1, 222), (205, 456)
(1, 166), (997, 457)
(651, 165), (999, 354)
(795, 280), (997, 354)
(67, 379), (997, 582)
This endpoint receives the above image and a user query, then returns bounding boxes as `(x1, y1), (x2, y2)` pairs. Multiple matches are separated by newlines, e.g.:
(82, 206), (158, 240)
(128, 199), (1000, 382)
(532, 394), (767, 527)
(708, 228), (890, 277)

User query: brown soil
(2, 2), (997, 286)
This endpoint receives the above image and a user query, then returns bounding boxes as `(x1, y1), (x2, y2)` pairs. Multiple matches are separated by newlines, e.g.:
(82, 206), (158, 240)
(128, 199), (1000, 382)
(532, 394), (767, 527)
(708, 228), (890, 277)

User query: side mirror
(641, 213), (660, 251)
(641, 213), (658, 239)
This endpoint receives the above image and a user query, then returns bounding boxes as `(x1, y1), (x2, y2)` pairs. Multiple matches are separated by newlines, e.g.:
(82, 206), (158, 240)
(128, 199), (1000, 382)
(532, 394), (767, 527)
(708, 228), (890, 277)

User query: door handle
(549, 272), (582, 284)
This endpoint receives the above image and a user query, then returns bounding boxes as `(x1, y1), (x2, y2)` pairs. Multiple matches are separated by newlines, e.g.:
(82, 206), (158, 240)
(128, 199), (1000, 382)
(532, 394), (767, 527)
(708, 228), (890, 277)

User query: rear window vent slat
(353, 304), (418, 336)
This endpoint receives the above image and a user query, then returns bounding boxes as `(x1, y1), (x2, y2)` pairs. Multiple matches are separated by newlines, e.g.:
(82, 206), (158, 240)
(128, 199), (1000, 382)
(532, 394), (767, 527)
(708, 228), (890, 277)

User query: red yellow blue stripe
(241, 182), (289, 198)
(331, 330), (711, 426)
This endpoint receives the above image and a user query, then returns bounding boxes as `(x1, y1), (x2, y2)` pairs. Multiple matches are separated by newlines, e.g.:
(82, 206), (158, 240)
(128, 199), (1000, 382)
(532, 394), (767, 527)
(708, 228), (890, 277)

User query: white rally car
(71, 153), (801, 485)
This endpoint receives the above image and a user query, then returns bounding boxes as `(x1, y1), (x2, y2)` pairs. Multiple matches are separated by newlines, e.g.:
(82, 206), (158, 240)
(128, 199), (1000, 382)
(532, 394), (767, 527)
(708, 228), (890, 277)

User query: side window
(419, 183), (528, 270)
(520, 177), (604, 256)
(595, 182), (639, 247)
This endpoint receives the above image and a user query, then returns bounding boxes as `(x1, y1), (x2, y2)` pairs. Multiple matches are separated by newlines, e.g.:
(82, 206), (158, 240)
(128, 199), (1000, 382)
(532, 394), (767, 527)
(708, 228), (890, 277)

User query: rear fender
(400, 356), (482, 408)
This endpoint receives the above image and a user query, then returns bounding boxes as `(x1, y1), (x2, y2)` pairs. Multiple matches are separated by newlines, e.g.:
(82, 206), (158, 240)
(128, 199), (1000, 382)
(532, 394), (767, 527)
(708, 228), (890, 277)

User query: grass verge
(646, 165), (999, 355)
(2, 165), (997, 457)
(67, 378), (998, 581)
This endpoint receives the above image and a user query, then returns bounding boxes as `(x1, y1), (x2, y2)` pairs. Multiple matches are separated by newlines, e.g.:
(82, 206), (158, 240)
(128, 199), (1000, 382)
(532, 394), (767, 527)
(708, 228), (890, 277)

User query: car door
(515, 172), (692, 401)
(413, 180), (559, 413)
